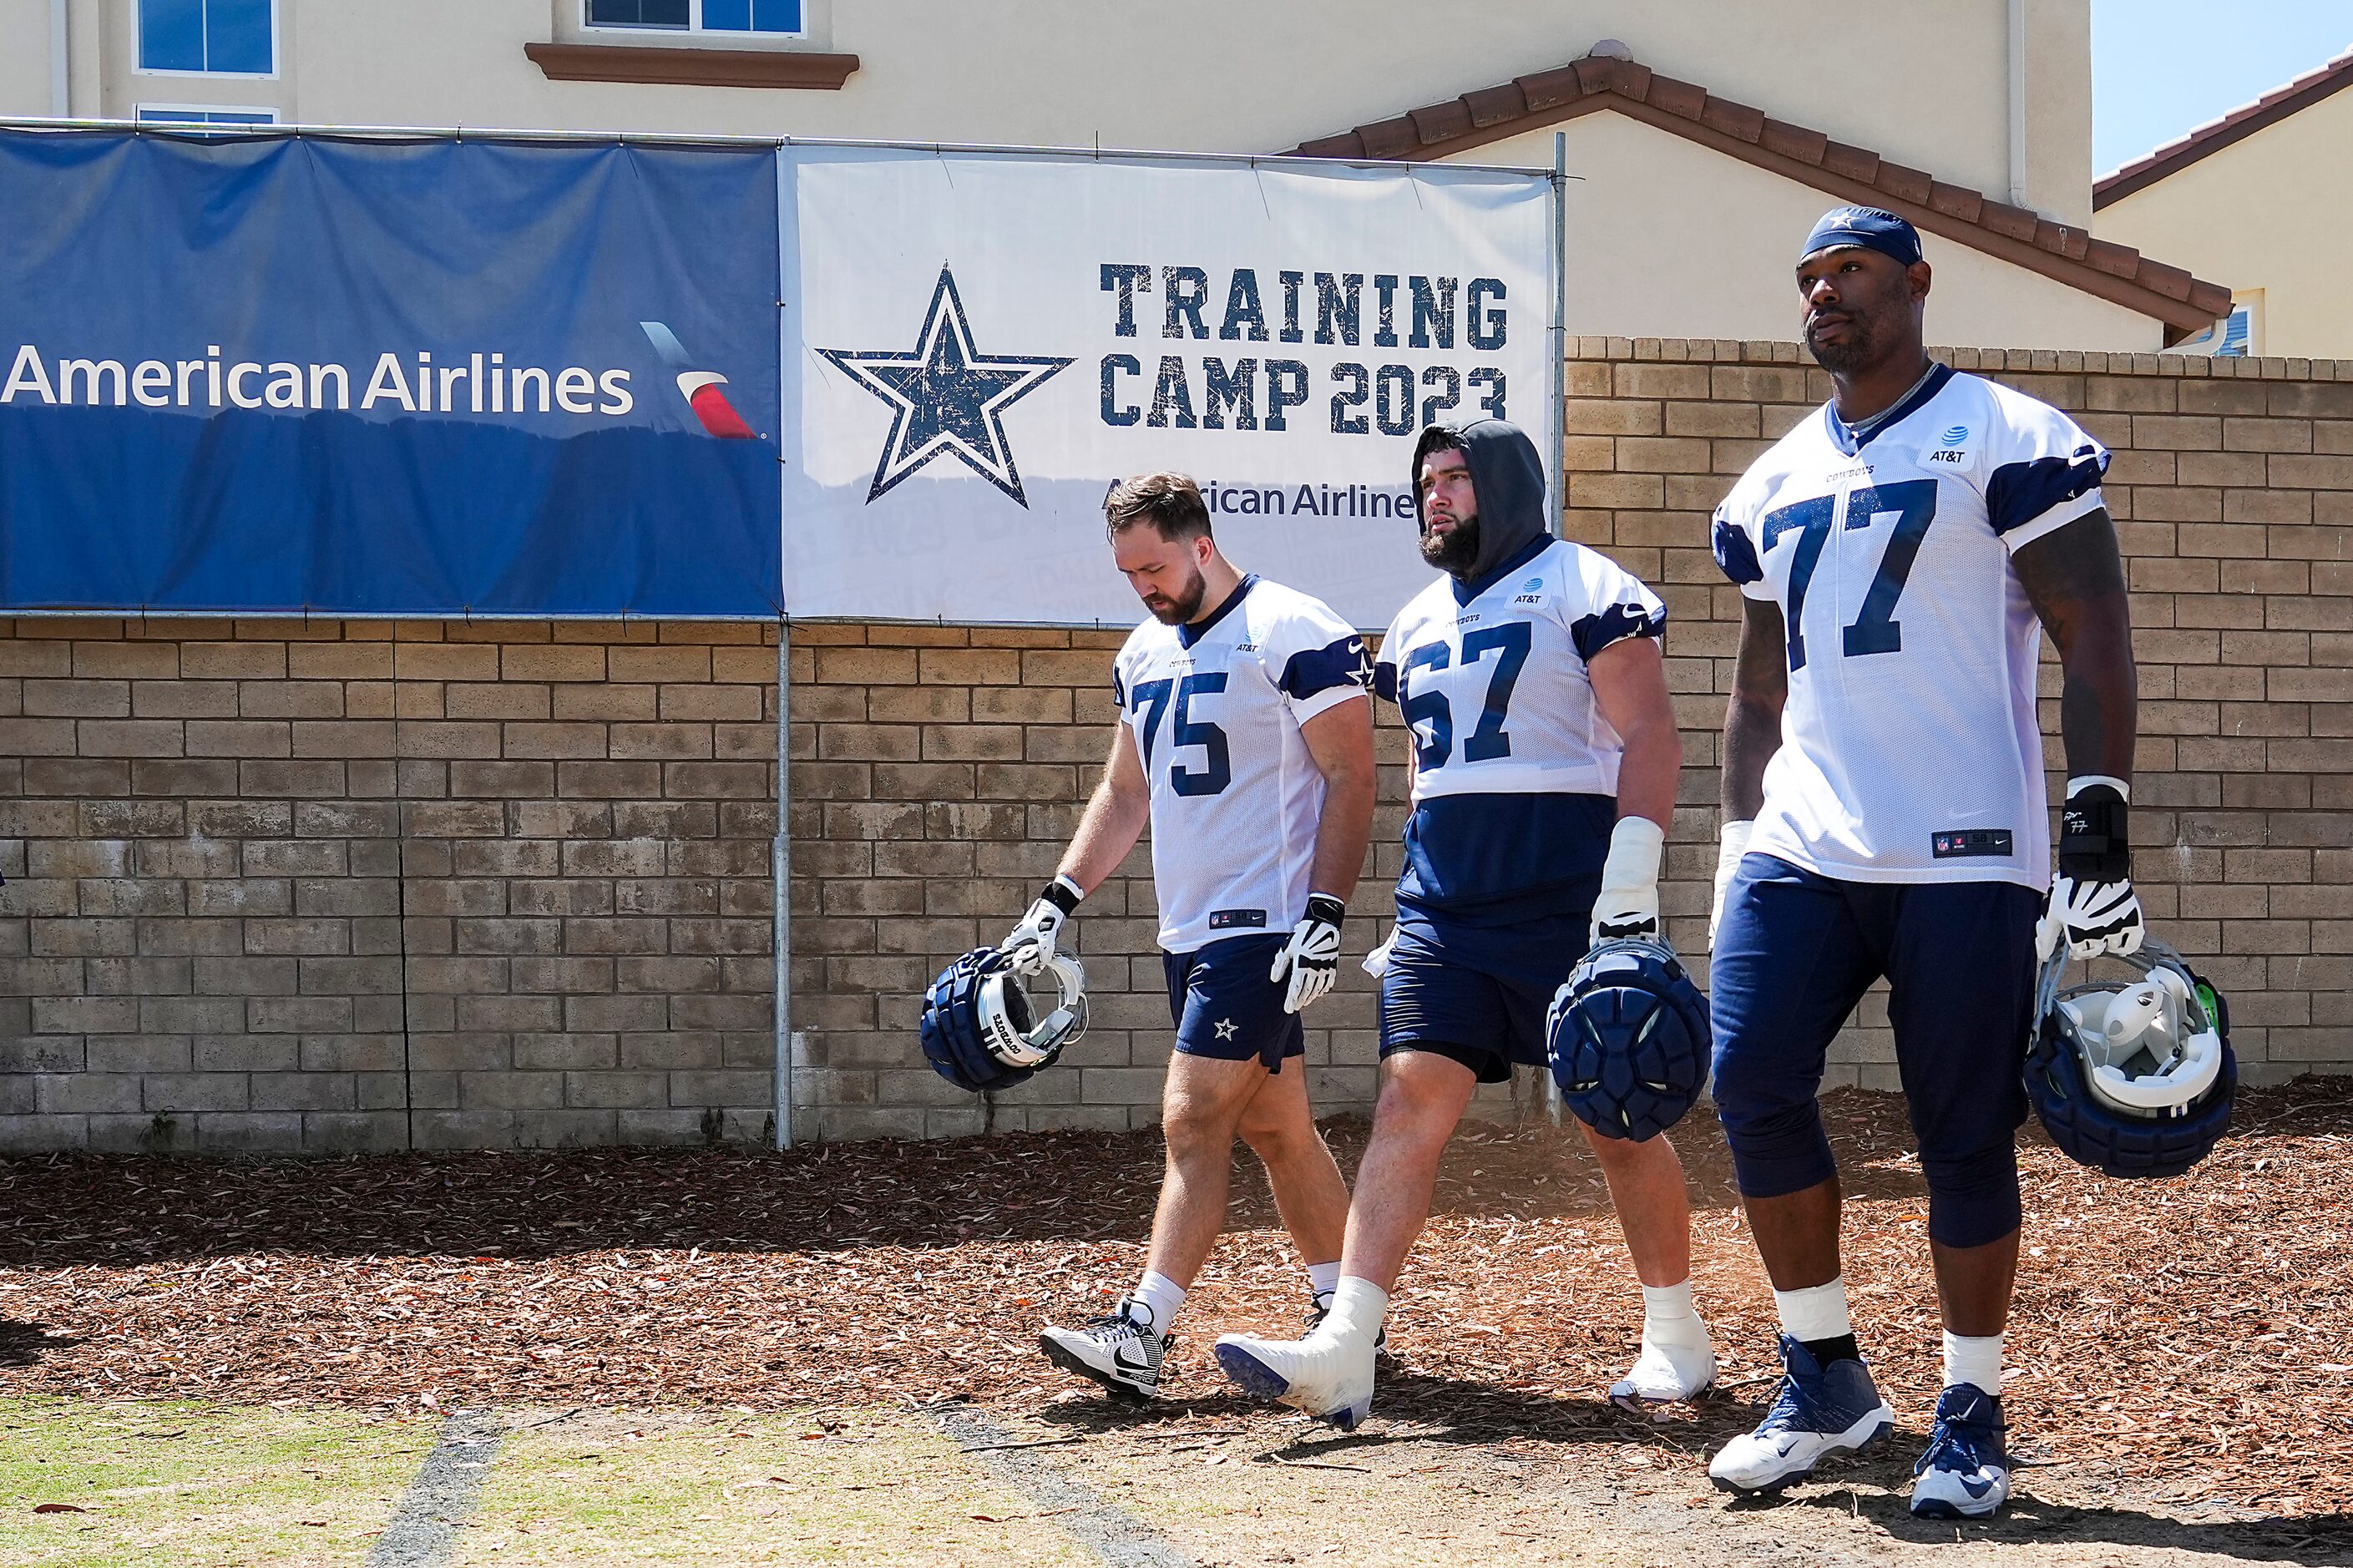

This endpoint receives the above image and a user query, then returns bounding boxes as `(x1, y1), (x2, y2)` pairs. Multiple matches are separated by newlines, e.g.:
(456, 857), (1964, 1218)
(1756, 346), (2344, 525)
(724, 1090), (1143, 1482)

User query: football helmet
(1546, 937), (1712, 1141)
(918, 946), (1089, 1094)
(2026, 938), (2234, 1178)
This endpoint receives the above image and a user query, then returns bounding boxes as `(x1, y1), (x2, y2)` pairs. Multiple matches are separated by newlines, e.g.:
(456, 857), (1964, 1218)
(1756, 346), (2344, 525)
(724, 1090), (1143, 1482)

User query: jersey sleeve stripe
(1371, 658), (1399, 704)
(1711, 513), (1765, 584)
(1570, 602), (1667, 662)
(1111, 667), (1127, 707)
(1987, 446), (2108, 537)
(1278, 635), (1371, 701)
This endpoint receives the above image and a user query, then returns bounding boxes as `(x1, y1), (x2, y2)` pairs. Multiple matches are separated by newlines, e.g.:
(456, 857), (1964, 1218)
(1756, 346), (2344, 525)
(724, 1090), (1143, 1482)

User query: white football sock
(1943, 1331), (2003, 1397)
(1774, 1277), (1852, 1343)
(1319, 1277), (1389, 1343)
(1306, 1260), (1342, 1299)
(1641, 1278), (1709, 1348)
(1127, 1271), (1187, 1334)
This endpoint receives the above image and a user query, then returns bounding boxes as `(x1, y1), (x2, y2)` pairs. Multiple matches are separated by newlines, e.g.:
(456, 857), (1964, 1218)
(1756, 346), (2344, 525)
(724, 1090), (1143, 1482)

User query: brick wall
(0, 620), (780, 1154)
(1, 343), (2345, 1152)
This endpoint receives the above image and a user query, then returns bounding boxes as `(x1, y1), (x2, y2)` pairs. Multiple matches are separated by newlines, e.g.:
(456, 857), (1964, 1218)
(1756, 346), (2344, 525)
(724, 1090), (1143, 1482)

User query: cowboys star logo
(819, 264), (1072, 508)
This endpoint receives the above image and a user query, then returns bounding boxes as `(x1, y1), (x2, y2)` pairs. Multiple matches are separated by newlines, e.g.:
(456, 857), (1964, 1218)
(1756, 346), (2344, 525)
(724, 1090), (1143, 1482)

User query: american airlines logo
(0, 321), (757, 439)
(640, 321), (757, 439)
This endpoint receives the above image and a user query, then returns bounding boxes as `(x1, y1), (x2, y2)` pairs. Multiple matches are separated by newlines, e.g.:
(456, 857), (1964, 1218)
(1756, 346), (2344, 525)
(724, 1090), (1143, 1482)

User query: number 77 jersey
(1711, 364), (2111, 888)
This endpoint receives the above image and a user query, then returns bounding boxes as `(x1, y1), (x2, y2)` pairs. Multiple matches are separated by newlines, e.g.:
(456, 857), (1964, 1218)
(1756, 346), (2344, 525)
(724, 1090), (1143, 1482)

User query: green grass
(0, 1398), (430, 1567)
(456, 1407), (1090, 1565)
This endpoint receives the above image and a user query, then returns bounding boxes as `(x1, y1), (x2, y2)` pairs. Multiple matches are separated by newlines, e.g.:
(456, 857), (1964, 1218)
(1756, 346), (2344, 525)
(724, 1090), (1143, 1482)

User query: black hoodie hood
(1410, 417), (1550, 585)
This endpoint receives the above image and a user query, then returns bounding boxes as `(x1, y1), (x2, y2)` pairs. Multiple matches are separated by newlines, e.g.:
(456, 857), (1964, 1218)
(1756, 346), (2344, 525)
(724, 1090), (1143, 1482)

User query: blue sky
(2094, 0), (2353, 174)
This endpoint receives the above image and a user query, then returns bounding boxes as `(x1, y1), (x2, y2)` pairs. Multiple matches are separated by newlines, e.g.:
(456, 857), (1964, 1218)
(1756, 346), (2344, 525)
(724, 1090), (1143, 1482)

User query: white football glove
(1361, 928), (1396, 979)
(1001, 874), (1083, 973)
(1708, 820), (1753, 948)
(1271, 893), (1346, 1014)
(2037, 777), (2144, 962)
(1591, 817), (1665, 946)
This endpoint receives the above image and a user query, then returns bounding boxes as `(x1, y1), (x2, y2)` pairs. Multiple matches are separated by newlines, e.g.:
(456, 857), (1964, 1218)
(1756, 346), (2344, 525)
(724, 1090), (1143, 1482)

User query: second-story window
(139, 0), (276, 75)
(585, 0), (804, 35)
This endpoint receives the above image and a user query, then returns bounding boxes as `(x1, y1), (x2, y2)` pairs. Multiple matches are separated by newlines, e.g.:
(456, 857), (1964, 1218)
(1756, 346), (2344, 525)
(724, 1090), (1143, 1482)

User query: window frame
(131, 0), (281, 80)
(134, 104), (279, 127)
(579, 0), (808, 42)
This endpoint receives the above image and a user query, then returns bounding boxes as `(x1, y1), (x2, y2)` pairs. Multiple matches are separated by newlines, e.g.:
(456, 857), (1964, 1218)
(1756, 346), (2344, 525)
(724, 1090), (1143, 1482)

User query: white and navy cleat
(1212, 1328), (1374, 1431)
(1909, 1384), (2011, 1519)
(1708, 1334), (1894, 1494)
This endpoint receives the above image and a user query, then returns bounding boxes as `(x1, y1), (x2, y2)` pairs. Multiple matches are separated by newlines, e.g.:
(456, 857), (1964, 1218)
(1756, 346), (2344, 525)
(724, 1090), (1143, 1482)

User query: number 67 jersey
(1711, 364), (2111, 888)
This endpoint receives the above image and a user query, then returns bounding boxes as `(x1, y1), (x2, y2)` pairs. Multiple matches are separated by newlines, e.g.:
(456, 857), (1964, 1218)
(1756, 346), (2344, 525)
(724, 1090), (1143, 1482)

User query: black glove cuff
(2057, 784), (2131, 883)
(1040, 876), (1084, 915)
(1304, 893), (1346, 928)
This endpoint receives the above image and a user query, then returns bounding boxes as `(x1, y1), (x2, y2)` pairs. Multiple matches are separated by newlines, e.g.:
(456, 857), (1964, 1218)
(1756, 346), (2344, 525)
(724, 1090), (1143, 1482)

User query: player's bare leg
(1742, 1177), (1843, 1291)
(1210, 1050), (1471, 1427)
(1040, 1051), (1279, 1400)
(1929, 1231), (2018, 1339)
(1338, 1050), (1480, 1290)
(1141, 1052), (1293, 1290)
(1578, 1125), (1691, 1286)
(1234, 1063), (1349, 1278)
(1578, 1124), (1717, 1405)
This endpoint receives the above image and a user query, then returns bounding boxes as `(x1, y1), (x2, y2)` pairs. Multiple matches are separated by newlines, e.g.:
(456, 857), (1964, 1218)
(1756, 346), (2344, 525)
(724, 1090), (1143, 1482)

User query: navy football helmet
(1546, 938), (1712, 1141)
(919, 947), (1089, 1094)
(2027, 938), (2234, 1178)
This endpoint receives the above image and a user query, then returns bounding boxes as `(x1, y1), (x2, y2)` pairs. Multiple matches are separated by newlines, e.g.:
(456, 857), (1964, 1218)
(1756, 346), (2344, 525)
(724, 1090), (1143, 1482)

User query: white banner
(779, 146), (1555, 630)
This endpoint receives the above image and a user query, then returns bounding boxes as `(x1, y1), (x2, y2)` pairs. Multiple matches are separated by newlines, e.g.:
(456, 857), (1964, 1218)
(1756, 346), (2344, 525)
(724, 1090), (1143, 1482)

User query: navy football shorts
(1377, 909), (1591, 1085)
(1708, 853), (2041, 1250)
(1162, 933), (1304, 1073)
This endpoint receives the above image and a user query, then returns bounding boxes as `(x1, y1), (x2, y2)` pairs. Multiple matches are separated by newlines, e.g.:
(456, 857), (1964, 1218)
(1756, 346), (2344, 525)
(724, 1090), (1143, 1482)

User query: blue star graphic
(819, 265), (1072, 507)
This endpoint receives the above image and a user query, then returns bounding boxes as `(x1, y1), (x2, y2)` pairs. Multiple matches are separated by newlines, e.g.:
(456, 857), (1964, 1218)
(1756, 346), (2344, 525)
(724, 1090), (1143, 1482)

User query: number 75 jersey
(1711, 365), (2110, 888)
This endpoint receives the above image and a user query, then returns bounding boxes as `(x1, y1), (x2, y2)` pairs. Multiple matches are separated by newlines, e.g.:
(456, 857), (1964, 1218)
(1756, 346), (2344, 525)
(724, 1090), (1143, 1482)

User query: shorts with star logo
(1161, 933), (1304, 1073)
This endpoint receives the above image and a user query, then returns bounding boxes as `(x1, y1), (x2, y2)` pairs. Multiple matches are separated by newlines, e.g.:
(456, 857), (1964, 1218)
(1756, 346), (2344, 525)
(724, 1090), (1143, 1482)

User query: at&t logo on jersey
(1930, 424), (1971, 464)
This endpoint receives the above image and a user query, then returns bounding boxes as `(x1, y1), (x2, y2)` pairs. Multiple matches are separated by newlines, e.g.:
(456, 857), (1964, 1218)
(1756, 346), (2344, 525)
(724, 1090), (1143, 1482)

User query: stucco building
(3, 0), (2224, 349)
(2095, 44), (2353, 360)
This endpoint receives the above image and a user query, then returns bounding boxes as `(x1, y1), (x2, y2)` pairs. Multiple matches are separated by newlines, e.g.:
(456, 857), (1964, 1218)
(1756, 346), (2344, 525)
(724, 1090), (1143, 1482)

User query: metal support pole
(772, 619), (795, 1149)
(1550, 131), (1569, 539)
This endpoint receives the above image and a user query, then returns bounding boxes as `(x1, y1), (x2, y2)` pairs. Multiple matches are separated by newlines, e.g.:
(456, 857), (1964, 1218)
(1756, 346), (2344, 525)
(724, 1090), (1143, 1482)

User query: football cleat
(1909, 1385), (2011, 1519)
(1708, 1335), (1894, 1494)
(1212, 1327), (1374, 1431)
(1609, 1329), (1718, 1411)
(1306, 1290), (1389, 1358)
(1038, 1302), (1169, 1402)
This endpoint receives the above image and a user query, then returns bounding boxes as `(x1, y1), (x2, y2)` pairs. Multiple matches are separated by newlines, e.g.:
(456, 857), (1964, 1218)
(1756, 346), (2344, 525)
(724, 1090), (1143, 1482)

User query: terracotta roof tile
(1287, 48), (2228, 343)
(1463, 83), (1528, 128)
(1646, 74), (1708, 120)
(1759, 118), (1827, 164)
(1820, 139), (1880, 185)
(1409, 100), (1473, 145)
(1699, 96), (1768, 144)
(2095, 45), (2353, 209)
(1981, 199), (2039, 242)
(1514, 65), (1585, 113)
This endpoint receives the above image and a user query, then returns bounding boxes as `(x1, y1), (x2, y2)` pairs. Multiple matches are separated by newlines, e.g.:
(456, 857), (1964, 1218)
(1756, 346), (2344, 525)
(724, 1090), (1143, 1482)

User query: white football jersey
(1374, 536), (1666, 803)
(1712, 365), (2110, 888)
(1112, 575), (1370, 952)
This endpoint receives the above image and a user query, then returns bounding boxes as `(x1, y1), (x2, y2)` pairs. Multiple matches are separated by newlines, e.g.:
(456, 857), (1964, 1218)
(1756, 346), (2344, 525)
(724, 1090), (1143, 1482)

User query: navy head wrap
(1800, 206), (1923, 268)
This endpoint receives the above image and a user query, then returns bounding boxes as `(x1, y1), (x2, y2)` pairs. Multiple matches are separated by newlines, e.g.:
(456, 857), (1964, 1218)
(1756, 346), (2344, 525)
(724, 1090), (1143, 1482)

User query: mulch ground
(2, 1083), (2350, 1517)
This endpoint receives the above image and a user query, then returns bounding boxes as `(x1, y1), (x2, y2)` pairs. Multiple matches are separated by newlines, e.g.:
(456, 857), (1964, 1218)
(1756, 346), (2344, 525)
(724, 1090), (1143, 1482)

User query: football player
(1703, 207), (2142, 1519)
(1024, 473), (1376, 1401)
(1212, 417), (1715, 1429)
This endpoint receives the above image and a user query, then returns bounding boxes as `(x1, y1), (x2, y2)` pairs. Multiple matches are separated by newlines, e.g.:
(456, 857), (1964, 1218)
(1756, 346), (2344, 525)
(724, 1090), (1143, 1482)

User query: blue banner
(0, 130), (781, 615)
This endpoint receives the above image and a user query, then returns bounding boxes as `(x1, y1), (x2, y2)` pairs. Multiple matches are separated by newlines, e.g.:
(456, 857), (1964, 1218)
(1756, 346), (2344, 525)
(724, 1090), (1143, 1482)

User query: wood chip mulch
(1, 1082), (2349, 1515)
